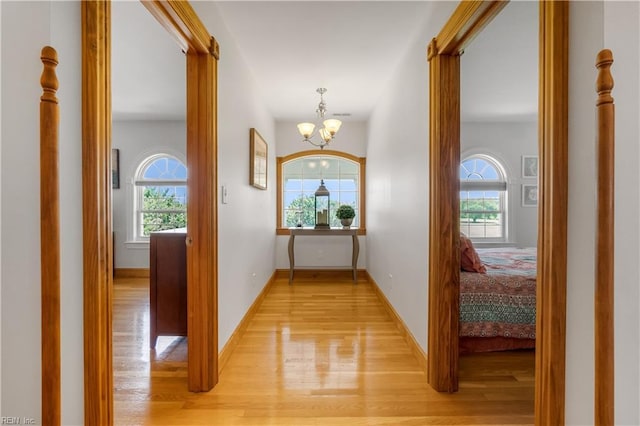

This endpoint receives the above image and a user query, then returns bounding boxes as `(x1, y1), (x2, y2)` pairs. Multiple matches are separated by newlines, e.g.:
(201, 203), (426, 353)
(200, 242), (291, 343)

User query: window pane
(302, 179), (322, 191)
(459, 154), (506, 239)
(135, 154), (188, 239)
(143, 157), (187, 180)
(281, 155), (361, 228)
(284, 178), (302, 191)
(141, 212), (187, 236)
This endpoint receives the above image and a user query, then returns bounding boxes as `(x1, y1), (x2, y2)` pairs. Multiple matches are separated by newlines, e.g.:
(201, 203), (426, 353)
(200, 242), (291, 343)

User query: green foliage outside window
(285, 195), (353, 228)
(460, 198), (499, 223)
(142, 187), (187, 236)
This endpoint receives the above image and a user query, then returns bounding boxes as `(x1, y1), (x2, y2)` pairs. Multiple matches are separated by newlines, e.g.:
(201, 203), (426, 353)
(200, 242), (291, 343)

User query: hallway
(114, 276), (534, 425)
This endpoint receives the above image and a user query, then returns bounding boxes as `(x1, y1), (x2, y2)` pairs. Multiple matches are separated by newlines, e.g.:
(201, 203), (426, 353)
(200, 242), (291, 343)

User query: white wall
(52, 2), (84, 424)
(566, 1), (640, 424)
(1, 1), (84, 423)
(276, 120), (368, 157)
(565, 3), (601, 423)
(0, 0), (4, 413)
(112, 120), (186, 269)
(192, 2), (277, 349)
(604, 1), (640, 424)
(366, 1), (457, 351)
(461, 121), (538, 247)
(275, 120), (368, 270)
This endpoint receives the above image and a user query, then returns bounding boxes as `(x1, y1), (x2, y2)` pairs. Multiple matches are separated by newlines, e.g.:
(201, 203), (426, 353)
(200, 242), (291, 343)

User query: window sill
(124, 240), (150, 249)
(276, 227), (367, 236)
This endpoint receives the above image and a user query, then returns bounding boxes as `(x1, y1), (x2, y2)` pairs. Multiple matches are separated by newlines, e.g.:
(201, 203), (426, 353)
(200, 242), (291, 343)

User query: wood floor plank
(113, 277), (534, 425)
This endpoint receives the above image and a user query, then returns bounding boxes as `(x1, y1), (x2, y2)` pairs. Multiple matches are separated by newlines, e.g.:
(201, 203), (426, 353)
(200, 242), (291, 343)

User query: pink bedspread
(459, 247), (536, 340)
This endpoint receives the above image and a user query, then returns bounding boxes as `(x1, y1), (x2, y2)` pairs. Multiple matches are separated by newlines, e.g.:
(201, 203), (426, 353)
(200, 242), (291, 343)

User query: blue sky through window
(142, 157), (187, 203)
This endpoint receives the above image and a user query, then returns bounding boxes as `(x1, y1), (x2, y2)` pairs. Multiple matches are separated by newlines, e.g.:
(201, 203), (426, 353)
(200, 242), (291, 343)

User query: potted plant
(335, 204), (355, 229)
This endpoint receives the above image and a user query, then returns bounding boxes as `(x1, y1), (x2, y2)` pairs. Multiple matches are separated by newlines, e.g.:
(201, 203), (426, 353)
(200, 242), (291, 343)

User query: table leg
(288, 234), (295, 284)
(352, 234), (359, 284)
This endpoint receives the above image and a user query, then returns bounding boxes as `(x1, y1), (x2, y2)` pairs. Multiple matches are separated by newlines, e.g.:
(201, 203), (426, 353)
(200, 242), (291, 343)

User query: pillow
(460, 233), (486, 273)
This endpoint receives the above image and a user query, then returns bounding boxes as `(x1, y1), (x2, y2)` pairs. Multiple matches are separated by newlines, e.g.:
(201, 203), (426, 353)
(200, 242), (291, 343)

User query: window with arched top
(459, 154), (507, 240)
(133, 154), (187, 240)
(277, 150), (366, 234)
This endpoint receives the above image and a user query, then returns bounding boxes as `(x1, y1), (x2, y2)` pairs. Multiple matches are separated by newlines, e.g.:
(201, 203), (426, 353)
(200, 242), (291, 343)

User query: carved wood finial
(596, 49), (614, 106)
(209, 36), (220, 60)
(427, 38), (437, 62)
(41, 46), (59, 104)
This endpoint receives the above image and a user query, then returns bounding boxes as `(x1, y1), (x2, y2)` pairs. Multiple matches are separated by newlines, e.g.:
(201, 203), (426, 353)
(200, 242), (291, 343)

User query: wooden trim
(360, 157), (367, 232)
(427, 50), (460, 393)
(40, 45), (61, 426)
(218, 271), (277, 373)
(276, 156), (283, 230)
(594, 48), (615, 426)
(141, 1), (214, 56)
(114, 268), (150, 279)
(81, 2), (113, 424)
(365, 271), (428, 375)
(430, 1), (508, 57)
(185, 49), (218, 392)
(427, 2), (569, 425)
(82, 0), (220, 420)
(279, 149), (362, 163)
(535, 3), (569, 424)
(144, 0), (220, 392)
(274, 269), (368, 283)
(276, 150), (366, 231)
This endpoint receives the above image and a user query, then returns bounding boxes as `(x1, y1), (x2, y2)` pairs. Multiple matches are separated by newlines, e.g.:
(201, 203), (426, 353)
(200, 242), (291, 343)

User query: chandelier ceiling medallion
(297, 88), (342, 150)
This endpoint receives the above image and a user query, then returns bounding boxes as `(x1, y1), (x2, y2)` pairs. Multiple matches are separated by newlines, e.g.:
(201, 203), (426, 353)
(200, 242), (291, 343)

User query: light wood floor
(114, 276), (534, 425)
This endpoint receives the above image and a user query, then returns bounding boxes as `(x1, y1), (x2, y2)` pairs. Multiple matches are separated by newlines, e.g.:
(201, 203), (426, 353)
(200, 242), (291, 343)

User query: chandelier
(297, 88), (342, 150)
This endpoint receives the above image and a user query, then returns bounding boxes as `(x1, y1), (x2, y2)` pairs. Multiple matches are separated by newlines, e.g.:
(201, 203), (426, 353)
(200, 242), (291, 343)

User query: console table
(287, 228), (359, 284)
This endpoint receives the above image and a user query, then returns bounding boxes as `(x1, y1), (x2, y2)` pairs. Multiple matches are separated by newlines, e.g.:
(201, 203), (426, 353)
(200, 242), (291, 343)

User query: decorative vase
(340, 218), (353, 229)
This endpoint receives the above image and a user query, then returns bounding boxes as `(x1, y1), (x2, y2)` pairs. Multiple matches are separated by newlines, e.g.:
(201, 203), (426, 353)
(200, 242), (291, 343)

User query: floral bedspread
(459, 247), (537, 339)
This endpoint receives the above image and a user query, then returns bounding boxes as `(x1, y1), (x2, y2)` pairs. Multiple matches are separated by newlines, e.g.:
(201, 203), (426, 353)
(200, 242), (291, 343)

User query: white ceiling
(112, 1), (538, 123)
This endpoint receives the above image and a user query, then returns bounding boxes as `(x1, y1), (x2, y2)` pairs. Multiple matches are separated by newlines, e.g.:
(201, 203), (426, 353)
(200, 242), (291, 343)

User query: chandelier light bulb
(323, 119), (342, 136)
(319, 127), (332, 143)
(297, 122), (315, 140)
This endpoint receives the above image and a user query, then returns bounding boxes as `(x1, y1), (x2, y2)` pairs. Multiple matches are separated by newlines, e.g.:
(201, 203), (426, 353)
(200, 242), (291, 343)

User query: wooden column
(40, 45), (61, 426)
(594, 48), (614, 426)
(186, 43), (219, 391)
(427, 39), (461, 393)
(535, 2), (569, 424)
(425, 1), (507, 394)
(82, 1), (113, 424)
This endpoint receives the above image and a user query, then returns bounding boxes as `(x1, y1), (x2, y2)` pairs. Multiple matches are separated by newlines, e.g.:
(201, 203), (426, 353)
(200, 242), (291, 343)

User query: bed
(459, 246), (537, 354)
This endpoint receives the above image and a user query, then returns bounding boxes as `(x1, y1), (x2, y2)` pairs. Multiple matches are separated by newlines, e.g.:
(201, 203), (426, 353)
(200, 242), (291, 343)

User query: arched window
(133, 154), (187, 240)
(278, 151), (365, 232)
(459, 155), (507, 240)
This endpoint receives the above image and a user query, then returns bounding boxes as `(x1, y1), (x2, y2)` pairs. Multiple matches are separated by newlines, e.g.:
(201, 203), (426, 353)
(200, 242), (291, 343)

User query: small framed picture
(111, 148), (120, 189)
(522, 184), (538, 207)
(250, 128), (268, 190)
(522, 155), (538, 178)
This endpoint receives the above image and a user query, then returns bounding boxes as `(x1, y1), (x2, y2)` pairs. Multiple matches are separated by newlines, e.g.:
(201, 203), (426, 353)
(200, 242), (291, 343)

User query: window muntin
(459, 155), (507, 240)
(134, 154), (187, 239)
(281, 153), (361, 229)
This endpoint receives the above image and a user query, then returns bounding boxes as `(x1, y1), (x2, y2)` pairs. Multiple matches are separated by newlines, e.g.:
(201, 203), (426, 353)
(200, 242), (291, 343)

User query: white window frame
(126, 151), (187, 245)
(459, 153), (508, 242)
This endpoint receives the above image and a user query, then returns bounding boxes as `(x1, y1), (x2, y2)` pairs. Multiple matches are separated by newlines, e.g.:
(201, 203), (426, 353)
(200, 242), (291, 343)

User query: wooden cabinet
(150, 229), (187, 349)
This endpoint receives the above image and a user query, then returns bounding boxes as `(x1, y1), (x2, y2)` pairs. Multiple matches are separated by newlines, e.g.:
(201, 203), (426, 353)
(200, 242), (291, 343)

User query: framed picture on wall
(521, 155), (538, 178)
(522, 184), (538, 207)
(112, 148), (120, 189)
(250, 128), (268, 190)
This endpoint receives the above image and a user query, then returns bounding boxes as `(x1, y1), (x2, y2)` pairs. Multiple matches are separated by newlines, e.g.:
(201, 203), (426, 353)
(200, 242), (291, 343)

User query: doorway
(81, 1), (219, 423)
(426, 1), (568, 424)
